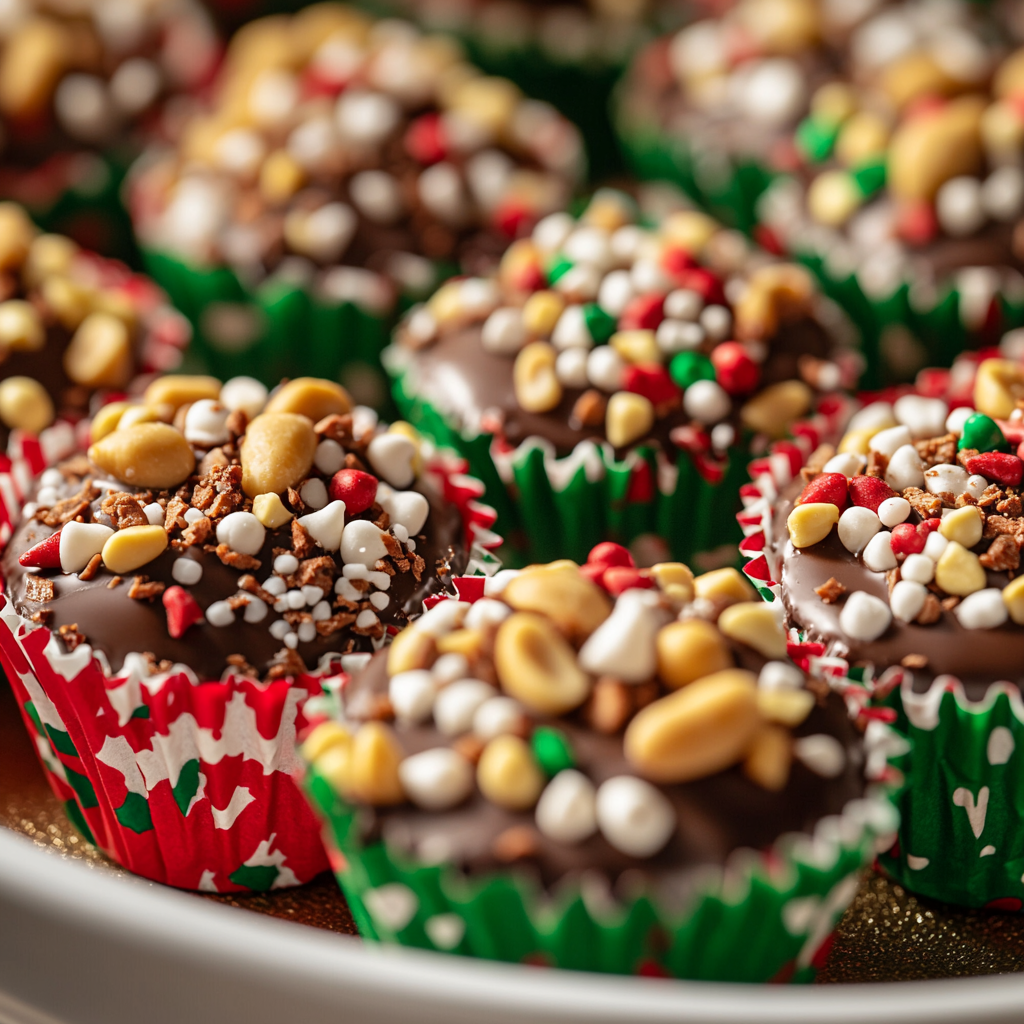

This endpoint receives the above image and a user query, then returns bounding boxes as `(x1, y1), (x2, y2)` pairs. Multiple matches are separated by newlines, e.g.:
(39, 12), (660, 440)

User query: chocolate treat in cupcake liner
(128, 3), (585, 397)
(0, 374), (500, 891)
(0, 202), (190, 542)
(386, 187), (860, 567)
(300, 552), (898, 981)
(740, 350), (1024, 908)
(0, 0), (219, 260)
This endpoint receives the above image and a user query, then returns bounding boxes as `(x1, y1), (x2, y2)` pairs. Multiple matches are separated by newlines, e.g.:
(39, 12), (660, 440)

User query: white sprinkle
(869, 425), (912, 458)
(369, 591), (389, 610)
(340, 519), (389, 567)
(877, 496), (911, 527)
(936, 175), (986, 237)
(793, 735), (846, 778)
(262, 576), (287, 596)
(311, 600), (332, 621)
(220, 376), (268, 418)
(399, 748), (474, 811)
(536, 770), (598, 844)
(555, 347), (589, 388)
(758, 660), (804, 690)
(243, 596), (267, 623)
(355, 609), (379, 629)
(390, 670), (437, 725)
(587, 346), (625, 391)
(901, 553), (934, 585)
(597, 269), (634, 316)
(284, 632), (299, 649)
(923, 532), (949, 561)
(656, 318), (704, 354)
(274, 554), (299, 575)
(298, 500), (347, 551)
(945, 407), (974, 436)
(924, 463), (968, 497)
(839, 591), (892, 642)
(955, 589), (1009, 630)
(206, 601), (235, 627)
(664, 288), (703, 320)
(298, 621), (317, 643)
(890, 580), (927, 623)
(464, 598), (512, 630)
(302, 585), (325, 606)
(481, 307), (528, 353)
(823, 452), (865, 478)
(862, 531), (897, 572)
(595, 776), (675, 858)
(286, 590), (306, 610)
(683, 379), (731, 424)
(434, 679), (496, 736)
(885, 444), (925, 491)
(184, 508), (205, 525)
(184, 399), (231, 447)
(300, 478), (329, 511)
(143, 502), (164, 526)
(699, 304), (732, 340)
(314, 440), (346, 476)
(472, 696), (524, 739)
(269, 620), (290, 640)
(367, 434), (416, 488)
(172, 558), (203, 585)
(551, 305), (592, 351)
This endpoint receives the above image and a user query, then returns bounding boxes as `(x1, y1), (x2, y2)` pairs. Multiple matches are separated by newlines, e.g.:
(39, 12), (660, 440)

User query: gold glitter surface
(2, 680), (1023, 979)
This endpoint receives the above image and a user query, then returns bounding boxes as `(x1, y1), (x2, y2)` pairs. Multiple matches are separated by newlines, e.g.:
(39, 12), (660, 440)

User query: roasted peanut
(476, 735), (544, 810)
(0, 300), (43, 351)
(24, 232), (77, 287)
(494, 612), (592, 715)
(144, 375), (222, 418)
(717, 602), (788, 658)
(974, 358), (1024, 419)
(301, 721), (352, 763)
(1003, 576), (1024, 624)
(662, 209), (718, 254)
(0, 19), (69, 120)
(624, 670), (760, 783)
(740, 380), (813, 437)
(89, 422), (196, 489)
(240, 412), (317, 497)
(734, 265), (814, 341)
(743, 724), (792, 792)
(693, 567), (756, 605)
(503, 562), (610, 641)
(264, 377), (352, 421)
(89, 402), (130, 442)
(757, 689), (815, 727)
(513, 341), (561, 413)
(64, 313), (133, 389)
(387, 626), (436, 675)
(787, 502), (839, 548)
(606, 391), (654, 448)
(610, 329), (659, 364)
(0, 203), (35, 270)
(101, 525), (169, 574)
(260, 149), (306, 204)
(649, 562), (695, 602)
(656, 619), (733, 689)
(252, 492), (293, 529)
(522, 290), (565, 337)
(344, 722), (405, 806)
(436, 627), (484, 660)
(41, 275), (90, 329)
(0, 377), (54, 433)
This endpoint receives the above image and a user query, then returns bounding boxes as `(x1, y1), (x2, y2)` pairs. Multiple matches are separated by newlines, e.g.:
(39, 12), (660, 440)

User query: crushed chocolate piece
(982, 535), (1021, 572)
(373, 559), (396, 576)
(373, 509), (391, 531)
(181, 515), (212, 546)
(101, 493), (148, 529)
(584, 677), (632, 734)
(37, 480), (98, 526)
(940, 595), (960, 611)
(814, 576), (846, 604)
(569, 389), (607, 430)
(24, 575), (54, 603)
(78, 553), (103, 581)
(215, 543), (260, 570)
(227, 594), (252, 611)
(452, 734), (485, 765)
(314, 413), (353, 442)
(30, 609), (53, 626)
(343, 452), (367, 471)
(954, 492), (979, 508)
(352, 614), (384, 639)
(238, 574), (279, 606)
(903, 487), (942, 519)
(226, 653), (259, 677)
(410, 552), (425, 581)
(58, 623), (86, 649)
(997, 493), (1023, 518)
(59, 455), (91, 479)
(265, 647), (307, 680)
(976, 484), (1003, 508)
(295, 556), (335, 592)
(164, 496), (189, 531)
(492, 826), (539, 863)
(225, 410), (248, 439)
(316, 612), (357, 637)
(984, 515), (1024, 539)
(291, 519), (314, 559)
(287, 487), (305, 513)
(885, 568), (901, 596)
(801, 444), (836, 481)
(916, 593), (942, 625)
(127, 576), (166, 601)
(865, 450), (888, 478)
(106, 575), (123, 589)
(901, 654), (929, 669)
(381, 532), (403, 559)
(914, 433), (957, 467)
(957, 447), (980, 470)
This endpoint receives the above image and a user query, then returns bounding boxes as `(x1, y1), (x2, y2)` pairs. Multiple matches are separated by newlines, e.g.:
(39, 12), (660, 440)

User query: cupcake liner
(141, 248), (401, 396)
(390, 352), (849, 567)
(0, 451), (502, 890)
(301, 729), (898, 981)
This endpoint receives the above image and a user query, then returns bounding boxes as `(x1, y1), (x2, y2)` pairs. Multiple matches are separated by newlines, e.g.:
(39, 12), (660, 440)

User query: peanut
(101, 524), (169, 574)
(264, 377), (352, 421)
(995, 48), (1024, 99)
(0, 300), (44, 351)
(63, 313), (132, 389)
(717, 601), (788, 658)
(436, 627), (484, 660)
(888, 95), (985, 202)
(649, 562), (695, 602)
(522, 290), (565, 337)
(740, 380), (813, 437)
(494, 612), (592, 715)
(0, 19), (69, 120)
(835, 111), (890, 167)
(734, 265), (814, 341)
(240, 412), (317, 497)
(301, 721), (352, 763)
(807, 170), (861, 227)
(118, 406), (160, 431)
(448, 75), (518, 135)
(624, 669), (761, 783)
(89, 422), (196, 489)
(24, 233), (77, 287)
(387, 626), (436, 675)
(881, 51), (956, 111)
(476, 734), (544, 810)
(610, 330), (659, 364)
(0, 203), (35, 270)
(260, 149), (306, 204)
(656, 619), (733, 689)
(757, 688), (815, 727)
(939, 505), (983, 549)
(513, 341), (561, 413)
(1003, 576), (1024, 625)
(310, 735), (354, 795)
(935, 541), (986, 597)
(0, 377), (54, 433)
(787, 502), (839, 548)
(605, 391), (654, 448)
(344, 722), (405, 806)
(974, 358), (1024, 420)
(662, 209), (718, 254)
(41, 275), (90, 329)
(693, 567), (756, 605)
(743, 724), (792, 792)
(90, 401), (130, 442)
(502, 562), (610, 641)
(144, 375), (222, 418)
(252, 492), (293, 529)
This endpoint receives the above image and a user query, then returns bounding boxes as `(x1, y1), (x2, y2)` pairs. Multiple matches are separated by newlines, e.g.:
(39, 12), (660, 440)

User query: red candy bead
(619, 293), (665, 331)
(895, 201), (938, 246)
(890, 523), (926, 558)
(329, 469), (378, 514)
(493, 197), (535, 239)
(848, 475), (896, 512)
(163, 586), (204, 640)
(797, 472), (848, 511)
(673, 267), (725, 306)
(965, 452), (1024, 487)
(587, 542), (634, 569)
(660, 245), (696, 277)
(405, 113), (447, 165)
(18, 530), (61, 569)
(603, 566), (654, 596)
(623, 364), (681, 407)
(711, 341), (760, 395)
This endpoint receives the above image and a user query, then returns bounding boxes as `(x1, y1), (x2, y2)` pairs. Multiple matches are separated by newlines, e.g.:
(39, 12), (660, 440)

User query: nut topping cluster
(394, 189), (859, 453)
(304, 547), (849, 864)
(11, 374), (465, 680)
(131, 3), (584, 319)
(784, 355), (1024, 643)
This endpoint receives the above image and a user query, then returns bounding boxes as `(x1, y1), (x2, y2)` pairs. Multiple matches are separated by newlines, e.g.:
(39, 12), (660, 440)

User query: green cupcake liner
(388, 358), (747, 567)
(302, 762), (896, 982)
(873, 673), (1024, 910)
(141, 247), (407, 406)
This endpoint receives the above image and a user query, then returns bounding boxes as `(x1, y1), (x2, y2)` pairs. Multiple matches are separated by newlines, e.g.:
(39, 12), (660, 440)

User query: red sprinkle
(895, 200), (938, 246)
(623, 364), (680, 407)
(493, 197), (535, 239)
(329, 469), (378, 514)
(163, 586), (204, 640)
(711, 341), (760, 395)
(587, 542), (634, 569)
(603, 566), (654, 596)
(890, 521), (935, 558)
(619, 293), (665, 331)
(404, 113), (447, 165)
(18, 530), (61, 569)
(797, 472), (849, 511)
(965, 452), (1024, 487)
(848, 475), (896, 512)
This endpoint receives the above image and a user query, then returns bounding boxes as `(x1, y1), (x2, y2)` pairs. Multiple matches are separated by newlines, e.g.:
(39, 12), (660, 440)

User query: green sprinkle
(851, 158), (886, 198)
(531, 726), (575, 777)
(795, 118), (838, 164)
(959, 413), (1009, 453)
(583, 303), (617, 344)
(670, 351), (716, 390)
(546, 256), (573, 284)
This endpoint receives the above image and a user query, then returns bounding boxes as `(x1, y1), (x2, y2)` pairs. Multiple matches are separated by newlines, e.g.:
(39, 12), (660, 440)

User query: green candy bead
(670, 351), (715, 390)
(531, 726), (575, 777)
(546, 256), (573, 284)
(583, 303), (617, 344)
(851, 158), (886, 197)
(795, 117), (838, 164)
(958, 413), (1009, 453)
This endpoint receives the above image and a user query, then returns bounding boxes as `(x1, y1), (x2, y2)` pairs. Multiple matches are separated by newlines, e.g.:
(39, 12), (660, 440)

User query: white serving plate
(1, 828), (1022, 1024)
